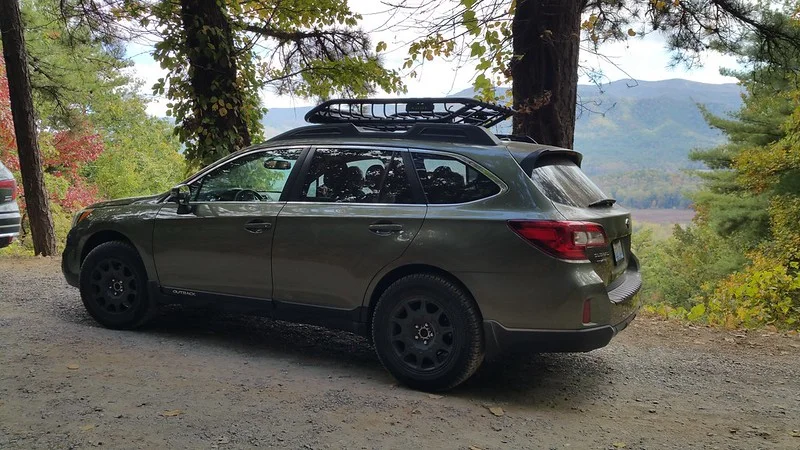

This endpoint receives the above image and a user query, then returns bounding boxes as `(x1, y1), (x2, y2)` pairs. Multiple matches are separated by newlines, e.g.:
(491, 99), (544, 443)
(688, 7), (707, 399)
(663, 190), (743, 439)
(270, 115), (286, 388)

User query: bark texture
(511, 0), (584, 149)
(0, 0), (57, 255)
(179, 0), (251, 154)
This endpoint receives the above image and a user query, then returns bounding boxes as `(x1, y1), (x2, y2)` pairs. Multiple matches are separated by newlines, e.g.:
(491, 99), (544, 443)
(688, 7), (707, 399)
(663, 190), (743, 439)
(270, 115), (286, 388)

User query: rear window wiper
(587, 198), (616, 208)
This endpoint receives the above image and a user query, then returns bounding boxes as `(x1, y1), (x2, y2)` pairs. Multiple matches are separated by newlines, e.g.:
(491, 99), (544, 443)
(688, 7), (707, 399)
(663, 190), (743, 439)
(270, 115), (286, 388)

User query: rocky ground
(1, 256), (799, 449)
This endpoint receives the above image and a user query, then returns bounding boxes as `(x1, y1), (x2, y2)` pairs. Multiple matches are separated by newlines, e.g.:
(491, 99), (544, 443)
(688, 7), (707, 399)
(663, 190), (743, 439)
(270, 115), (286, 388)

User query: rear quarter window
(411, 153), (500, 204)
(528, 157), (610, 208)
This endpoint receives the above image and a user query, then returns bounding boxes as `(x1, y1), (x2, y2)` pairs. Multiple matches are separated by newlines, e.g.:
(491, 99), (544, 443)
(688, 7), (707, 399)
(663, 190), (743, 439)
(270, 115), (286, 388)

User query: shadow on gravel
(61, 305), (614, 406)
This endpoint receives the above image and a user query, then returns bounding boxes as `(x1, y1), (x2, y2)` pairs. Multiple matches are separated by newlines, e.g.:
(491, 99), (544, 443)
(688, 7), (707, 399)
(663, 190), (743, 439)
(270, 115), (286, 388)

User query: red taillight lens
(0, 179), (16, 201)
(508, 220), (608, 260)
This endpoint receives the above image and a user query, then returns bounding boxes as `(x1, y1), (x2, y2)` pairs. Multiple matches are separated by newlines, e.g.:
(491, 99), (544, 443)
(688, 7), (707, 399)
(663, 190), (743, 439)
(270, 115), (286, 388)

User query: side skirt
(150, 282), (368, 336)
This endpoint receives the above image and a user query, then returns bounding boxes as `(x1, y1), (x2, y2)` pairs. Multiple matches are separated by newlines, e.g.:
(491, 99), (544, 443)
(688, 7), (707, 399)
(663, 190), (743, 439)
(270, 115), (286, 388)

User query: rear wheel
(79, 241), (156, 329)
(372, 274), (484, 391)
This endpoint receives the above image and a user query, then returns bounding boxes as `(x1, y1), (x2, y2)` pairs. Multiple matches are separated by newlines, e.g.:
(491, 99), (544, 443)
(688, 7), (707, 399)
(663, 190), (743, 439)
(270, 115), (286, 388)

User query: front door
(272, 146), (426, 310)
(153, 147), (304, 299)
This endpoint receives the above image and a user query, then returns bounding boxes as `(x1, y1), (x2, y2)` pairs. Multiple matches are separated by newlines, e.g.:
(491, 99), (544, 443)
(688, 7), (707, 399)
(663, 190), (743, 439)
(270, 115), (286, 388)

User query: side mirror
(170, 184), (192, 214)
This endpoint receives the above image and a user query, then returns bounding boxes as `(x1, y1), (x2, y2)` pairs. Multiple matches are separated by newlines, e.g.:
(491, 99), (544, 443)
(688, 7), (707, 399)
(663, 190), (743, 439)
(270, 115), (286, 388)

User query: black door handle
(369, 222), (403, 234)
(244, 220), (272, 234)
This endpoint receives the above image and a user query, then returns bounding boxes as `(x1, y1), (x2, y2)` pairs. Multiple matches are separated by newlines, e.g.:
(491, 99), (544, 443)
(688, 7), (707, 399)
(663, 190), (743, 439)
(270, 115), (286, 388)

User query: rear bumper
(484, 307), (638, 356)
(0, 210), (21, 236)
(0, 210), (21, 247)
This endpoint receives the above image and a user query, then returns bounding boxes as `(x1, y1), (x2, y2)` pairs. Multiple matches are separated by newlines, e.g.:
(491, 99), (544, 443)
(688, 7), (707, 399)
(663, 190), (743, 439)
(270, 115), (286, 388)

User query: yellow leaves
(79, 424), (95, 432)
(67, 363), (80, 370)
(376, 41), (387, 52)
(161, 409), (184, 417)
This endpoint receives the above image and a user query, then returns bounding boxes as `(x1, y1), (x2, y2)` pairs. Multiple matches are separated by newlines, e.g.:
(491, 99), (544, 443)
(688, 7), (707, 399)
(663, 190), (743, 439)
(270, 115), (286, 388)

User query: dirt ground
(1, 256), (799, 449)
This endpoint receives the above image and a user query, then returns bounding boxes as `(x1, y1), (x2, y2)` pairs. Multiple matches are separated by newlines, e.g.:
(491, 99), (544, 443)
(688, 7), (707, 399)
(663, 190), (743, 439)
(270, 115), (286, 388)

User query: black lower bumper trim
(483, 309), (638, 358)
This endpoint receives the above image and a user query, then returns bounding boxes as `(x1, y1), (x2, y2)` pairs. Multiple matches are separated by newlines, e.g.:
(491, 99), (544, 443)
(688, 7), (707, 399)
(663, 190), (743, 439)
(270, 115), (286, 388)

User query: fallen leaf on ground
(161, 409), (183, 417)
(79, 424), (95, 431)
(488, 406), (504, 417)
(613, 443), (627, 448)
(468, 446), (482, 450)
(791, 430), (800, 437)
(66, 364), (80, 370)
(427, 394), (443, 399)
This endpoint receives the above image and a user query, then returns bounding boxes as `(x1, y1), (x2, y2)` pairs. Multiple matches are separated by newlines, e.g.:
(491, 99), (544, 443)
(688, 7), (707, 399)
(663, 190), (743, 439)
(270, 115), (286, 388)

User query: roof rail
(267, 123), (502, 146)
(304, 97), (514, 131)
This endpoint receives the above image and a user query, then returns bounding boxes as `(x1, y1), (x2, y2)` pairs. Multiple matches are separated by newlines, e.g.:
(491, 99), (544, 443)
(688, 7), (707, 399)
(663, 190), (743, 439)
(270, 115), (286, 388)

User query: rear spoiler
(507, 145), (584, 173)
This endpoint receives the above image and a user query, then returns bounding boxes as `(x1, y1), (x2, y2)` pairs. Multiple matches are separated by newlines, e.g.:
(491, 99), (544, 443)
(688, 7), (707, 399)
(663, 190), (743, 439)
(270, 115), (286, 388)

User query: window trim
(179, 146), (310, 204)
(285, 145), (426, 205)
(409, 148), (508, 206)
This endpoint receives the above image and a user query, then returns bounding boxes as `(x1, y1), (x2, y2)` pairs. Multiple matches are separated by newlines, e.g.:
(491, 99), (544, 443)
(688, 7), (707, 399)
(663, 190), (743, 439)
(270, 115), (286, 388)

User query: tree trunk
(179, 0), (251, 166)
(0, 0), (57, 256)
(511, 0), (584, 149)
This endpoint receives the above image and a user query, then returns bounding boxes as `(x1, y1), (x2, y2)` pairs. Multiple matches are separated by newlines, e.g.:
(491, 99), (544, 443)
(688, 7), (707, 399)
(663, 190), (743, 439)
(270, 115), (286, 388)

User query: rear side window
(411, 153), (500, 204)
(300, 148), (415, 204)
(528, 157), (610, 208)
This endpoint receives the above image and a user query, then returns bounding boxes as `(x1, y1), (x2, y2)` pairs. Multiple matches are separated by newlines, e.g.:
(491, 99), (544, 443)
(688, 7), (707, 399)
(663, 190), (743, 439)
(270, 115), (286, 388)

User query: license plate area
(612, 240), (625, 264)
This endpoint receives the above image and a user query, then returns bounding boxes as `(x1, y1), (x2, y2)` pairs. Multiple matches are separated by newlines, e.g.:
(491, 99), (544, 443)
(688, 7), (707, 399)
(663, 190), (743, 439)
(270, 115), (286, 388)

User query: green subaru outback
(62, 98), (640, 391)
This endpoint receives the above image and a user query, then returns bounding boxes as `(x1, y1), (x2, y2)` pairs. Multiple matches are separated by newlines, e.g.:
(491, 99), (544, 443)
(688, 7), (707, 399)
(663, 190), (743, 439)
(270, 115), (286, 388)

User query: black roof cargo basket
(304, 97), (514, 131)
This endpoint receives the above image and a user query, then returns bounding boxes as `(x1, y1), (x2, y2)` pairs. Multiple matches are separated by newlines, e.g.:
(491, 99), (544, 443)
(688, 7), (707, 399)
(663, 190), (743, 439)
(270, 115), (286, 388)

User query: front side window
(194, 148), (301, 202)
(411, 153), (500, 204)
(300, 148), (415, 203)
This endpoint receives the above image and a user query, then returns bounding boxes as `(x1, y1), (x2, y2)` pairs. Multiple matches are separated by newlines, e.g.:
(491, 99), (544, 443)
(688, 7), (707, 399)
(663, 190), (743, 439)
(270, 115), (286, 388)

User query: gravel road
(1, 256), (799, 449)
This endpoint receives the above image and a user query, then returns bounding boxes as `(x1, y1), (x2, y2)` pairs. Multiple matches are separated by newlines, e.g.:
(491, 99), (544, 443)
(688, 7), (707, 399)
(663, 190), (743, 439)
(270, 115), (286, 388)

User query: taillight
(0, 179), (16, 202)
(507, 220), (608, 260)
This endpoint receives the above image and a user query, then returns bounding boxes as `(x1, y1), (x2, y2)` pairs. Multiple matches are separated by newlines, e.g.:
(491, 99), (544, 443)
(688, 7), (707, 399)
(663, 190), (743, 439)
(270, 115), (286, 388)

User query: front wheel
(79, 241), (156, 330)
(371, 274), (484, 391)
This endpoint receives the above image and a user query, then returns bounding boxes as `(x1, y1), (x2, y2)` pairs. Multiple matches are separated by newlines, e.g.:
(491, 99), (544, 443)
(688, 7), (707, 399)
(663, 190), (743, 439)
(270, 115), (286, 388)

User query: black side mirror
(170, 184), (192, 214)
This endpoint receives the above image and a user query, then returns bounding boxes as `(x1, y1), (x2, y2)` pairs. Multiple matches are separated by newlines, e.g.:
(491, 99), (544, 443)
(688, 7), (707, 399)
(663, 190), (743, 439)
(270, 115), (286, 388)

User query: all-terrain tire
(79, 241), (156, 330)
(372, 273), (484, 391)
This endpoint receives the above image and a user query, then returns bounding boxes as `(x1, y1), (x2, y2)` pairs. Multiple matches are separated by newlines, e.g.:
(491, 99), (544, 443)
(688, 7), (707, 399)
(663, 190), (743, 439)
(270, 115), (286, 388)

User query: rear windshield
(528, 157), (611, 208)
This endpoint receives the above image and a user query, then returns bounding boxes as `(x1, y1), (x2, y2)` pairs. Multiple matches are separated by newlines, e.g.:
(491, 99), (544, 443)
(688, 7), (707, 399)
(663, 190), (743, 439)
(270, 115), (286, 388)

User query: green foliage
(638, 224), (748, 309)
(89, 112), (185, 200)
(1, 0), (186, 254)
(21, 0), (131, 129)
(127, 0), (404, 167)
(644, 16), (800, 329)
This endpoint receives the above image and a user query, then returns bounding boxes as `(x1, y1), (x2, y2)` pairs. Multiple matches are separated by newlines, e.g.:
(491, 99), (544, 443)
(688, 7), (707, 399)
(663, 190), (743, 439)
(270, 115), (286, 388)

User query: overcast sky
(127, 1), (740, 117)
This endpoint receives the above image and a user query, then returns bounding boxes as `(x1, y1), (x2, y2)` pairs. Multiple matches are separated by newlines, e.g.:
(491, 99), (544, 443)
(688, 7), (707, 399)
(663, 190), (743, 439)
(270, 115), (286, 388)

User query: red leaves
(1, 56), (102, 211)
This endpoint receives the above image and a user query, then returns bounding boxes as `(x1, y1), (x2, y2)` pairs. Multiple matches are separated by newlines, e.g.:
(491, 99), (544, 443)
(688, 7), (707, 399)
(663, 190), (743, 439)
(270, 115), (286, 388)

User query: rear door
(152, 147), (305, 299)
(526, 155), (633, 284)
(271, 146), (426, 311)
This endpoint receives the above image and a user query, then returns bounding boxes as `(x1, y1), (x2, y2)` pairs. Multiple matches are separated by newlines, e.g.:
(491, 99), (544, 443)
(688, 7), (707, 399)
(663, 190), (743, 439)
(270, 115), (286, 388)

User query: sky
(126, 1), (740, 117)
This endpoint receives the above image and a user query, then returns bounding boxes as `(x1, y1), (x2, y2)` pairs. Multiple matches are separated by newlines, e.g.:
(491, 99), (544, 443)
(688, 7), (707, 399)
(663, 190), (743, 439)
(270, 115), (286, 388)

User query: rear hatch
(509, 144), (633, 285)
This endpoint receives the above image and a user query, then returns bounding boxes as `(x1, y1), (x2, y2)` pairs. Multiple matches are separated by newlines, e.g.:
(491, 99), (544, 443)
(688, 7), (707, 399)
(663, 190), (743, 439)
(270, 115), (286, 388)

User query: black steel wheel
(79, 241), (155, 329)
(88, 258), (139, 315)
(372, 273), (484, 391)
(388, 296), (455, 372)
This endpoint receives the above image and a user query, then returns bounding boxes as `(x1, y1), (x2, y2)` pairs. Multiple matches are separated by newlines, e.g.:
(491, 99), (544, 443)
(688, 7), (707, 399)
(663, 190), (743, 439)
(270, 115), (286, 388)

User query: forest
(1, 0), (799, 329)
